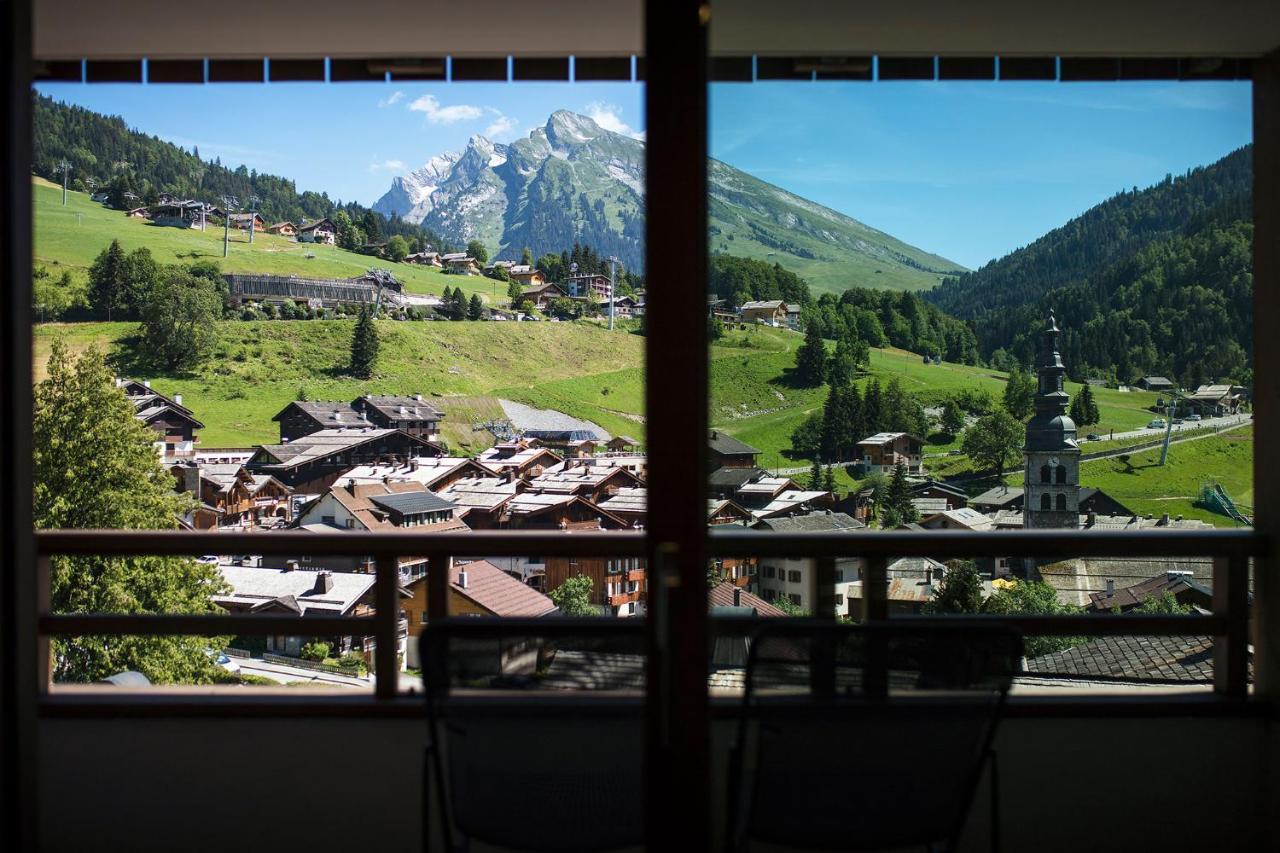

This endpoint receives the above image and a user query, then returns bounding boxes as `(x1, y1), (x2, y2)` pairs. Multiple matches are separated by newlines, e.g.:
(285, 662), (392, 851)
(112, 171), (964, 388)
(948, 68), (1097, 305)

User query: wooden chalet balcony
(627, 568), (646, 583)
(608, 590), (643, 607)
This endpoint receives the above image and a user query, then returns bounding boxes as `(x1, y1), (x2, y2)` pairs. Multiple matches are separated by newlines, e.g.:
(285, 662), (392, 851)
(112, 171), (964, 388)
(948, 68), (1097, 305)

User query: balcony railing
(34, 527), (1263, 705)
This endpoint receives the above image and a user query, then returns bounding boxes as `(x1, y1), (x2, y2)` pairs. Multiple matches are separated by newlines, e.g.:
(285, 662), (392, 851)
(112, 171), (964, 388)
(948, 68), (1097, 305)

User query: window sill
(37, 688), (1269, 719)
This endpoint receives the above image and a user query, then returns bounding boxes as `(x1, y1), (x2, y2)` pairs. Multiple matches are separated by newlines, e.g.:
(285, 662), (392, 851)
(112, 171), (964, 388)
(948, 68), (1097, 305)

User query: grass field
(1077, 427), (1254, 527)
(33, 320), (644, 450)
(32, 178), (503, 302)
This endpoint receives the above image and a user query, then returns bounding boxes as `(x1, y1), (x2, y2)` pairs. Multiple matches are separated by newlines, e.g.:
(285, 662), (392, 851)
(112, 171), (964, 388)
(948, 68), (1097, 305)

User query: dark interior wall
(38, 715), (1273, 852)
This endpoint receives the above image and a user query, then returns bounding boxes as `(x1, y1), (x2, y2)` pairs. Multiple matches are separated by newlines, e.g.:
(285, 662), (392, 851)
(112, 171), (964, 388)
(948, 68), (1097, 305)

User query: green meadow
(32, 177), (501, 301)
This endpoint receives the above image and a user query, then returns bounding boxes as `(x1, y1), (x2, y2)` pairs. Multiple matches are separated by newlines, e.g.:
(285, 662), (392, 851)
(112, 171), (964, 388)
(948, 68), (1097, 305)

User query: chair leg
(989, 748), (1001, 853)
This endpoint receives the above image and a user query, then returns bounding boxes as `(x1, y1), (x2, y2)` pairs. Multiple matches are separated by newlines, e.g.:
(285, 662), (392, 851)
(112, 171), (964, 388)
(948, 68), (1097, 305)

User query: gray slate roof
(753, 511), (863, 532)
(708, 431), (760, 456)
(1023, 635), (1228, 684)
(367, 490), (457, 515)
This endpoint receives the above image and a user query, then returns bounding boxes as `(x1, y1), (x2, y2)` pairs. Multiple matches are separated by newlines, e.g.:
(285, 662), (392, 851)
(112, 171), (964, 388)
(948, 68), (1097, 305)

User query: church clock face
(1048, 456), (1059, 466)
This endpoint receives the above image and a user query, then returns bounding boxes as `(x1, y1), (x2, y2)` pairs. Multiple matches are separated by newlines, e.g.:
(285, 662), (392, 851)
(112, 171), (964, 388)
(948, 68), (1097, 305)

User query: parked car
(1086, 433), (1101, 441)
(1186, 414), (1202, 422)
(1147, 419), (1166, 429)
(196, 555), (219, 565)
(1172, 418), (1184, 425)
(204, 649), (240, 674)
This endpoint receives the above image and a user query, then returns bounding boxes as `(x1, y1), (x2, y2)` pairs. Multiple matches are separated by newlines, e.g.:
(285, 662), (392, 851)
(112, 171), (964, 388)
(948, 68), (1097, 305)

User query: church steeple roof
(1024, 309), (1078, 452)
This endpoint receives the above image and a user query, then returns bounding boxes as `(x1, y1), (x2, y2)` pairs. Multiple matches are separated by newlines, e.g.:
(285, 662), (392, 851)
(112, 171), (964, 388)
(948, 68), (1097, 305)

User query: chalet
(335, 457), (498, 494)
(477, 441), (563, 479)
(785, 303), (801, 330)
(402, 560), (557, 667)
(90, 190), (111, 203)
(267, 221), (297, 237)
(920, 507), (995, 532)
(970, 484), (1025, 514)
(245, 428), (444, 492)
(733, 475), (803, 509)
(171, 462), (292, 529)
(543, 554), (646, 616)
(749, 488), (836, 519)
(707, 499), (758, 587)
(740, 300), (793, 327)
(272, 395), (443, 442)
(597, 487), (648, 527)
(1022, 634), (1233, 686)
(1136, 376), (1175, 392)
(150, 200), (206, 229)
(970, 485), (1134, 518)
(517, 281), (569, 311)
(1185, 384), (1246, 416)
(910, 480), (969, 510)
(708, 430), (760, 471)
(361, 240), (389, 257)
(441, 252), (480, 274)
(565, 272), (611, 300)
(297, 218), (337, 245)
(565, 453), (648, 481)
(750, 511), (865, 616)
(406, 251), (443, 267)
(526, 465), (644, 504)
(126, 206), (149, 218)
(484, 260), (515, 275)
(844, 557), (995, 617)
(294, 481), (466, 577)
(501, 492), (628, 531)
(118, 379), (204, 460)
(855, 432), (924, 476)
(352, 395), (445, 439)
(228, 212), (266, 232)
(211, 563), (390, 658)
(607, 435), (640, 452)
(508, 264), (545, 286)
(436, 477), (523, 529)
(708, 582), (785, 617)
(1087, 572), (1216, 614)
(605, 295), (639, 318)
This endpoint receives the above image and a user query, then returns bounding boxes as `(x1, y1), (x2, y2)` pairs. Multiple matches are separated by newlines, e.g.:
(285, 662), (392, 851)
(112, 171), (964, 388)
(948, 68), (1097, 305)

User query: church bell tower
(1023, 311), (1081, 529)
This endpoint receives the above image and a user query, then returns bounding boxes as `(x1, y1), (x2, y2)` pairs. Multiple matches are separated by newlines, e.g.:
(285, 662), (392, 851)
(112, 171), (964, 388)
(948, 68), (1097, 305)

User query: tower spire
(1023, 308), (1081, 530)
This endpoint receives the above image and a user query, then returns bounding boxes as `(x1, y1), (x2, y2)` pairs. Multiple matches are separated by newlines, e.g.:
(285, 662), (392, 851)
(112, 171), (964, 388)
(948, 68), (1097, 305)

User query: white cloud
(585, 101), (644, 139)
(484, 114), (519, 140)
(408, 94), (484, 124)
(368, 159), (406, 173)
(378, 90), (404, 108)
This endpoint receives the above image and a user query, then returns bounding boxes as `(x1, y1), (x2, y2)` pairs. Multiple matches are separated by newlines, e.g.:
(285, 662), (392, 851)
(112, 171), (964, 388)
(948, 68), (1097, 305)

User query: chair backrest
(734, 622), (1022, 851)
(421, 623), (646, 852)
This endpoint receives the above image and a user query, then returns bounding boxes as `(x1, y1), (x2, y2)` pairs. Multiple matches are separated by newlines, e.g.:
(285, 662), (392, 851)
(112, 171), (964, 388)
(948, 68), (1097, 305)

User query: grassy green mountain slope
(33, 178), (499, 301)
(708, 160), (967, 294)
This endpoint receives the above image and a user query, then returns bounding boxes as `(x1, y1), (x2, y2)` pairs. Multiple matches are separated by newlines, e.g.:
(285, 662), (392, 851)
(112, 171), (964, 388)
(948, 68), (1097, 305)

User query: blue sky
(37, 77), (1251, 268)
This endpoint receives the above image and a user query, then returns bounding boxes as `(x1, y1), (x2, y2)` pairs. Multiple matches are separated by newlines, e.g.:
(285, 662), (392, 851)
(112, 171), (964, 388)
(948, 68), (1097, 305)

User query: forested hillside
(31, 93), (449, 249)
(926, 145), (1252, 384)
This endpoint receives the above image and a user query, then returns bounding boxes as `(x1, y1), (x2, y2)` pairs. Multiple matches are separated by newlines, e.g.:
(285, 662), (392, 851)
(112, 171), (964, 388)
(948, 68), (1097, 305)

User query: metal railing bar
(34, 528), (1264, 560)
(374, 554), (398, 699)
(708, 528), (1264, 559)
(39, 614), (376, 636)
(37, 611), (1228, 639)
(1214, 555), (1251, 696)
(35, 529), (648, 557)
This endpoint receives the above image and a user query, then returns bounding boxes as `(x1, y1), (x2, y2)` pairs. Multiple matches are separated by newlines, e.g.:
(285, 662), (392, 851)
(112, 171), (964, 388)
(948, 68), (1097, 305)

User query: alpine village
(32, 96), (1254, 689)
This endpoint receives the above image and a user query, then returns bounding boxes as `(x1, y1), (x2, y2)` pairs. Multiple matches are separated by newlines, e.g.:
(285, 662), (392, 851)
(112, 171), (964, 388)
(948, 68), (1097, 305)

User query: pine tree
(885, 463), (919, 527)
(521, 246), (533, 266)
(34, 340), (229, 683)
(941, 399), (965, 437)
(349, 303), (380, 378)
(823, 465), (836, 494)
(808, 459), (822, 490)
(507, 279), (525, 304)
(88, 239), (127, 321)
(1003, 367), (1036, 420)
(794, 322), (828, 387)
(467, 293), (484, 320)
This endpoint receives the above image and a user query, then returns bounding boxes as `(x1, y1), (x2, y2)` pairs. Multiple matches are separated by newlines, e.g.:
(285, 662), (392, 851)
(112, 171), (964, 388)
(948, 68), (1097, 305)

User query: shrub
(337, 652), (365, 671)
(299, 641), (329, 662)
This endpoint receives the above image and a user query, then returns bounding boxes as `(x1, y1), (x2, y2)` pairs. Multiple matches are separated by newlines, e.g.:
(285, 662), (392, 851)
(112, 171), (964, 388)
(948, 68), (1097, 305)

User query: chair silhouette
(421, 624), (646, 852)
(726, 622), (1023, 853)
